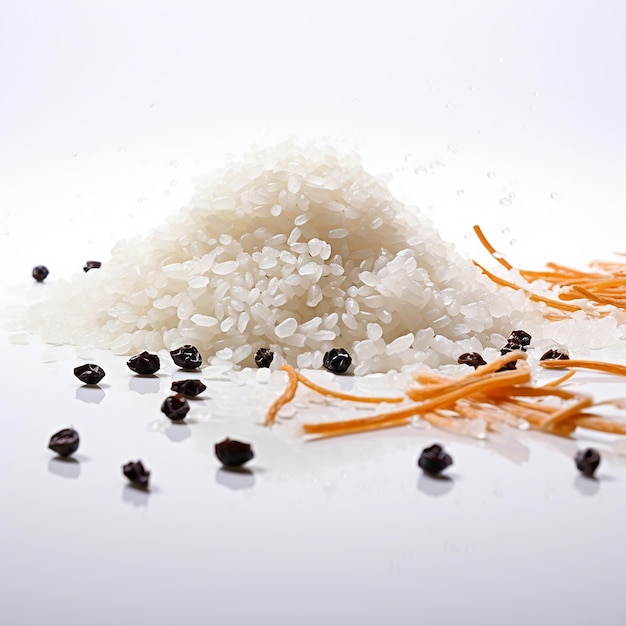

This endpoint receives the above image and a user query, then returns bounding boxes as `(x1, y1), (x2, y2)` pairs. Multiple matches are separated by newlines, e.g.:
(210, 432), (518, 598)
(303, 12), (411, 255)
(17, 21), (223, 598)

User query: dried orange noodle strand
(265, 364), (299, 426)
(408, 352), (526, 401)
(570, 285), (622, 308)
(472, 225), (513, 270)
(541, 369), (576, 387)
(302, 367), (529, 437)
(540, 359), (626, 377)
(294, 369), (404, 404)
(474, 261), (580, 313)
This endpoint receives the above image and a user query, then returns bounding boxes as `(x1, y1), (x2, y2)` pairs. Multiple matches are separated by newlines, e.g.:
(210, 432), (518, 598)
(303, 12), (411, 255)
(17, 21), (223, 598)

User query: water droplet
(413, 166), (428, 175)
(509, 239), (517, 246)
(464, 231), (472, 240)
(456, 189), (465, 197)
(493, 251), (503, 259)
(501, 227), (510, 235)
(487, 171), (496, 179)
(428, 205), (435, 212)
(447, 143), (457, 152)
(149, 101), (156, 108)
(445, 102), (453, 109)
(137, 196), (147, 203)
(163, 190), (171, 196)
(429, 159), (445, 171)
(550, 192), (560, 200)
(169, 160), (179, 168)
(170, 179), (178, 187)
(532, 91), (539, 97)
(128, 212), (135, 218)
(499, 197), (512, 206)
(117, 146), (126, 153)
(468, 84), (476, 92)
(71, 152), (78, 158)
(497, 56), (504, 63)
(508, 192), (516, 199)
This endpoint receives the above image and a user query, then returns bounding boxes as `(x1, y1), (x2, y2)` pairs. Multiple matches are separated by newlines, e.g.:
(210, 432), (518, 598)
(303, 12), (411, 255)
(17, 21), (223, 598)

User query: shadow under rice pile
(16, 141), (626, 374)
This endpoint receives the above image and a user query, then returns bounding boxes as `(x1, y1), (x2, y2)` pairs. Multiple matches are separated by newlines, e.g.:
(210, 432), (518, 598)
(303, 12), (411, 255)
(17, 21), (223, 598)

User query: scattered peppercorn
(323, 348), (352, 374)
(83, 260), (102, 272)
(540, 348), (570, 361)
(161, 394), (190, 421)
(457, 352), (487, 369)
(127, 351), (161, 375)
(498, 335), (529, 371)
(501, 342), (527, 356)
(123, 460), (150, 488)
(48, 428), (80, 457)
(215, 438), (254, 467)
(575, 448), (601, 478)
(254, 348), (274, 368)
(170, 379), (206, 397)
(418, 443), (453, 475)
(32, 265), (49, 282)
(170, 345), (202, 369)
(74, 363), (106, 385)
(508, 330), (532, 348)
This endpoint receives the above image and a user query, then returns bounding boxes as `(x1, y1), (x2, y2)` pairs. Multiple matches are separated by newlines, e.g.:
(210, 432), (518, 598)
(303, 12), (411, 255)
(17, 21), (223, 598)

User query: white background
(1, 2), (626, 625)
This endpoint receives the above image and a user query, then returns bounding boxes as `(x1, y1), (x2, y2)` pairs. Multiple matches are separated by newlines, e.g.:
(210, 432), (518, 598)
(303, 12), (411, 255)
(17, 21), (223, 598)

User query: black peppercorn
(161, 394), (190, 421)
(457, 352), (487, 369)
(48, 428), (80, 457)
(323, 348), (352, 374)
(170, 379), (206, 397)
(123, 460), (150, 488)
(498, 338), (527, 371)
(170, 345), (202, 369)
(508, 330), (532, 348)
(215, 438), (254, 467)
(254, 348), (274, 368)
(418, 443), (453, 475)
(575, 448), (601, 478)
(74, 363), (106, 385)
(127, 351), (161, 375)
(32, 265), (49, 282)
(83, 260), (101, 272)
(501, 342), (527, 356)
(540, 348), (569, 361)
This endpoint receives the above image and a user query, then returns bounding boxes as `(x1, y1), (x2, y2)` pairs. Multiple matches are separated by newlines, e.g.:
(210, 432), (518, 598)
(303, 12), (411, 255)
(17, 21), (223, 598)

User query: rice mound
(20, 141), (612, 373)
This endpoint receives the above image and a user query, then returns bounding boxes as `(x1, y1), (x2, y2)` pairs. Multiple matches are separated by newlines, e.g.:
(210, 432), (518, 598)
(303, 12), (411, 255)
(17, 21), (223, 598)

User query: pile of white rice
(17, 141), (625, 373)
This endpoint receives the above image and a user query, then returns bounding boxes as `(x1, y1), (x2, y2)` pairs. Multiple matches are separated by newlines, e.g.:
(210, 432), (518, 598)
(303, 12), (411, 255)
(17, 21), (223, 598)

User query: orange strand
(265, 364), (299, 426)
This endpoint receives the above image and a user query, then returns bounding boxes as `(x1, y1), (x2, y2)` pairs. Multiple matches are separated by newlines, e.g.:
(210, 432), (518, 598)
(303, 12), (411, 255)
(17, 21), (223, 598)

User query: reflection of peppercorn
(323, 348), (352, 374)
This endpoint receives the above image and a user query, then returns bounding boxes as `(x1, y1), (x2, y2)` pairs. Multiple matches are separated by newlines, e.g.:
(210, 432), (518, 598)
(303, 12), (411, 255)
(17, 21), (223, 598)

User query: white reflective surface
(2, 333), (626, 626)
